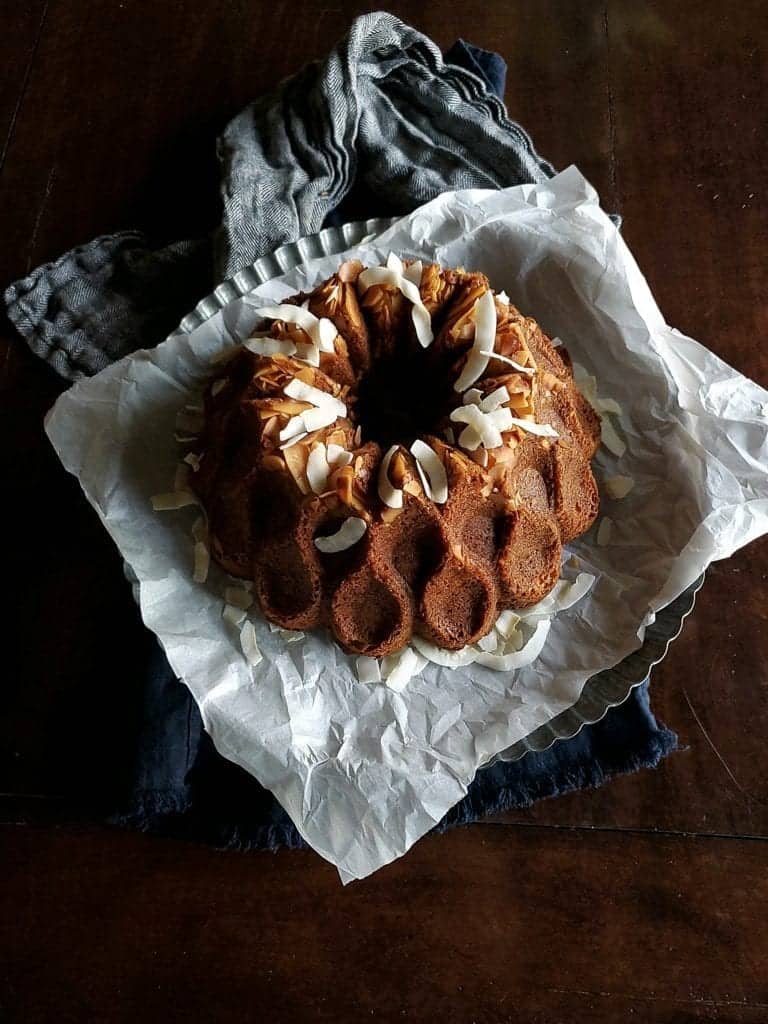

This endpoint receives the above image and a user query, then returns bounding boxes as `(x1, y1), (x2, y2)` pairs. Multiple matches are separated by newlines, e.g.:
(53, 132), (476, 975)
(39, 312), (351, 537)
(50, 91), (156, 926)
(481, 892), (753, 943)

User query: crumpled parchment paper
(46, 167), (768, 882)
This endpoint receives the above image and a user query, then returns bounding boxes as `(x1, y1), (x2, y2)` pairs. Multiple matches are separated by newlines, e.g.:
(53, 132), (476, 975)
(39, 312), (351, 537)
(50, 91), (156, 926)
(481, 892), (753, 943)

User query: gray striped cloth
(5, 11), (555, 381)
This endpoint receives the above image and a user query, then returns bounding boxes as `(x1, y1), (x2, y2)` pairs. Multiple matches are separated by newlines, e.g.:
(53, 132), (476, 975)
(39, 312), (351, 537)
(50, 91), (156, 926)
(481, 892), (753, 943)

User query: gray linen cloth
(5, 11), (555, 380)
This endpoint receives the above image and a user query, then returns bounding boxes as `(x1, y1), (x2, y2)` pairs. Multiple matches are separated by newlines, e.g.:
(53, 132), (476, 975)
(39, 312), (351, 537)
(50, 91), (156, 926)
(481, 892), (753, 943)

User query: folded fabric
(115, 631), (675, 850)
(5, 13), (556, 381)
(5, 13), (671, 851)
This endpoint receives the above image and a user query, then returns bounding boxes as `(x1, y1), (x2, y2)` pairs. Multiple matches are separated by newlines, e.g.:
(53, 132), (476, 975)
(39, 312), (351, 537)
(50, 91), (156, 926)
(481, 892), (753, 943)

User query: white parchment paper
(46, 167), (768, 882)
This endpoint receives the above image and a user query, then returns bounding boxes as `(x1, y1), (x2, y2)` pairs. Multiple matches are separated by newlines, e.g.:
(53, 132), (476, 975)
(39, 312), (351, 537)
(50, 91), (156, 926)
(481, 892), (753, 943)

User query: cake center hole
(355, 354), (448, 449)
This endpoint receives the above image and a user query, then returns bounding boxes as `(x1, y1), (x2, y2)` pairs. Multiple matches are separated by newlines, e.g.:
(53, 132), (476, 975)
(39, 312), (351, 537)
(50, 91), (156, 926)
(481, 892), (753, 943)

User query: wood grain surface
(2, 2), (767, 1022)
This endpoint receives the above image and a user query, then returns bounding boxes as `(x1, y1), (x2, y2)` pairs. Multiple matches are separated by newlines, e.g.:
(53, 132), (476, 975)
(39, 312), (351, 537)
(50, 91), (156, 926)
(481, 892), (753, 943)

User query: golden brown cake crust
(191, 259), (601, 658)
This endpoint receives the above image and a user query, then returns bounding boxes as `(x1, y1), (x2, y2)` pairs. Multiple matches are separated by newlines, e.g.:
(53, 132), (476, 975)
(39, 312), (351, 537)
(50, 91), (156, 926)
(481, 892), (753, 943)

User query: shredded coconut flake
(223, 603), (247, 626)
(378, 445), (404, 508)
(278, 416), (307, 443)
(313, 517), (368, 553)
(406, 573), (593, 675)
(224, 587), (253, 610)
(479, 350), (535, 376)
(518, 573), (596, 623)
(358, 254), (433, 347)
(284, 379), (346, 418)
(403, 260), (428, 288)
(244, 336), (296, 358)
(572, 363), (625, 455)
(507, 416), (559, 438)
(383, 646), (423, 691)
(453, 290), (497, 392)
(183, 452), (201, 471)
(279, 430), (309, 449)
(301, 404), (343, 434)
(193, 541), (210, 583)
(597, 397), (622, 416)
(356, 656), (382, 684)
(479, 385), (510, 412)
(326, 443), (353, 468)
(597, 518), (613, 546)
(477, 632), (500, 653)
(495, 609), (520, 637)
(279, 629), (305, 643)
(240, 621), (262, 666)
(411, 635), (477, 668)
(475, 618), (551, 671)
(151, 491), (198, 511)
(450, 404), (503, 450)
(410, 440), (448, 504)
(254, 303), (338, 353)
(496, 290), (510, 305)
(605, 475), (635, 500)
(600, 416), (627, 457)
(306, 443), (331, 495)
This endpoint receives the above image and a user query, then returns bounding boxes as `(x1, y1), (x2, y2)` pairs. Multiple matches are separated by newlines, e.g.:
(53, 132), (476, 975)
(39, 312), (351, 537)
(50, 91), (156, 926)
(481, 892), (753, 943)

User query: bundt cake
(189, 254), (601, 659)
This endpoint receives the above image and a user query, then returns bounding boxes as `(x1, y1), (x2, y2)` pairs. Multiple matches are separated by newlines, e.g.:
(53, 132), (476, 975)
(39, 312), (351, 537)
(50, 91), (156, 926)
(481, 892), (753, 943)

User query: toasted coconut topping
(450, 404), (506, 450)
(254, 303), (338, 352)
(382, 646), (425, 691)
(479, 385), (510, 412)
(411, 635), (477, 668)
(378, 444), (404, 509)
(453, 289), (497, 392)
(223, 604), (247, 626)
(240, 621), (263, 666)
(278, 391), (345, 443)
(597, 517), (613, 545)
(495, 609), (520, 637)
(326, 443), (354, 468)
(356, 656), (382, 684)
(474, 618), (551, 670)
(193, 541), (210, 583)
(314, 517), (368, 553)
(279, 431), (309, 450)
(410, 440), (448, 504)
(191, 516), (208, 543)
(306, 442), (331, 495)
(245, 335), (297, 358)
(479, 349), (535, 376)
(283, 379), (346, 417)
(600, 416), (626, 457)
(604, 475), (635, 499)
(357, 253), (433, 348)
(506, 416), (559, 438)
(225, 587), (253, 610)
(516, 573), (596, 623)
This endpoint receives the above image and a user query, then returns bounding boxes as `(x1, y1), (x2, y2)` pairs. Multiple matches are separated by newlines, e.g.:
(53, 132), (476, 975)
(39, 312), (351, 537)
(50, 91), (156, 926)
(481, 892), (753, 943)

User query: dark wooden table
(2, 3), (767, 1021)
